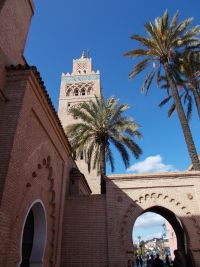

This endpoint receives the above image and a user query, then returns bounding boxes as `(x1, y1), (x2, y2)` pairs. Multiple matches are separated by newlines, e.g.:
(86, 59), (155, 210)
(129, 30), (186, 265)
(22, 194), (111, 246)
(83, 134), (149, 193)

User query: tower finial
(81, 51), (86, 59)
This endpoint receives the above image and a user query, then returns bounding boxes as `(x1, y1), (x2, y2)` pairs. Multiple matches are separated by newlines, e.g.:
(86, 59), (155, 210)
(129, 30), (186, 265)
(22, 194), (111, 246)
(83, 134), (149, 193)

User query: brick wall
(0, 67), (76, 267)
(61, 194), (108, 267)
(0, 0), (33, 64)
(0, 69), (28, 202)
(106, 172), (200, 267)
(0, 0), (34, 89)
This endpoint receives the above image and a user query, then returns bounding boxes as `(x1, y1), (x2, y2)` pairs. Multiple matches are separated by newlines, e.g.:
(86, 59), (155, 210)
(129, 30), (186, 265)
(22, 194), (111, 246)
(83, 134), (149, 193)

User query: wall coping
(107, 171), (200, 180)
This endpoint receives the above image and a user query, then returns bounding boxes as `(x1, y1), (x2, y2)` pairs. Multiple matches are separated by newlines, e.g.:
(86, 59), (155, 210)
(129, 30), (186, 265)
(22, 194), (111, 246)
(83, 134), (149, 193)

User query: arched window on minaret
(66, 89), (72, 96)
(87, 87), (92, 95)
(81, 89), (86, 96)
(74, 89), (79, 96)
(80, 151), (84, 160)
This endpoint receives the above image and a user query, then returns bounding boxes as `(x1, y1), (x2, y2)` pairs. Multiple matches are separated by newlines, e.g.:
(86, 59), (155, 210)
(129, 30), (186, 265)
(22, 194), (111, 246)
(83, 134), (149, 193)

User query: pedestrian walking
(173, 249), (187, 267)
(139, 256), (143, 267)
(153, 254), (164, 267)
(146, 255), (151, 267)
(165, 255), (170, 266)
(136, 256), (140, 267)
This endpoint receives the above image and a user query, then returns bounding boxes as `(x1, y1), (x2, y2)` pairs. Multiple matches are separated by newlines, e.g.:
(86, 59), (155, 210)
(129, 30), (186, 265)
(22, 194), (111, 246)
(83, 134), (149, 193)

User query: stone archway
(119, 194), (196, 266)
(132, 206), (195, 266)
(19, 201), (47, 267)
(106, 172), (200, 267)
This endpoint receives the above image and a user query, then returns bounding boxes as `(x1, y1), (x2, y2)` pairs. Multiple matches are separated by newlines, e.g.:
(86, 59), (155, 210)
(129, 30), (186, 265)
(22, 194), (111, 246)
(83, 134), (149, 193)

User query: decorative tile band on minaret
(58, 52), (101, 194)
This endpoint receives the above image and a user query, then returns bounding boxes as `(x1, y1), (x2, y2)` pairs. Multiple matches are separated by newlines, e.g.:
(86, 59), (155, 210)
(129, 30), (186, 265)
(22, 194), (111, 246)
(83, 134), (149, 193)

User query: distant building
(166, 220), (177, 260)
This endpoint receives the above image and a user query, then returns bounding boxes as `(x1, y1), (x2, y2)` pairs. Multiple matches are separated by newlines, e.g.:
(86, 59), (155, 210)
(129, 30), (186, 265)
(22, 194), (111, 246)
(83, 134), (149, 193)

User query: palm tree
(124, 11), (200, 170)
(66, 96), (142, 193)
(158, 50), (200, 120)
(137, 235), (141, 245)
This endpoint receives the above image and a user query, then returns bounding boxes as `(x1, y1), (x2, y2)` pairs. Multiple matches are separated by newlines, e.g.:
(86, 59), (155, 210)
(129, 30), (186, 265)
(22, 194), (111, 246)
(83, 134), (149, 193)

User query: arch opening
(19, 201), (47, 267)
(131, 206), (194, 267)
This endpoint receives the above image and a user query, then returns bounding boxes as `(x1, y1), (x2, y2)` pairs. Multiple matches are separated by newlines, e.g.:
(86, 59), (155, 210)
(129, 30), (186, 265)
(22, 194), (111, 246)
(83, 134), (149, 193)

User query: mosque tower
(58, 52), (101, 193)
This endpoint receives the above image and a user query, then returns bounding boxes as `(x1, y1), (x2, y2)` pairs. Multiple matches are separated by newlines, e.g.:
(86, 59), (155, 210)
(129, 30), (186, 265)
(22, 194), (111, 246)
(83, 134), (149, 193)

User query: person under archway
(136, 255), (140, 267)
(165, 254), (170, 266)
(139, 255), (143, 266)
(146, 255), (151, 267)
(153, 254), (164, 267)
(173, 249), (187, 267)
(149, 254), (155, 266)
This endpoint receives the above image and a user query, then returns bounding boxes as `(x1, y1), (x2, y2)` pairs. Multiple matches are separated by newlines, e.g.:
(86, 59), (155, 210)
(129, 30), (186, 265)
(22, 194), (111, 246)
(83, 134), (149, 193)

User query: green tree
(125, 11), (200, 170)
(66, 96), (142, 193)
(159, 50), (200, 120)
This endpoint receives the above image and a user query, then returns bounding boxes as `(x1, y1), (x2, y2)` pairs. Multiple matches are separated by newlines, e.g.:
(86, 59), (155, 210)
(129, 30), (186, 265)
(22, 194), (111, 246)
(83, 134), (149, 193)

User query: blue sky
(133, 212), (166, 243)
(25, 0), (200, 175)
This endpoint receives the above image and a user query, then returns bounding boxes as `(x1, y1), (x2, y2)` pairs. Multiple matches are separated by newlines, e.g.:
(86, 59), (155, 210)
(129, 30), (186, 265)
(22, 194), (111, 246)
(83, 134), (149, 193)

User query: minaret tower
(58, 52), (101, 193)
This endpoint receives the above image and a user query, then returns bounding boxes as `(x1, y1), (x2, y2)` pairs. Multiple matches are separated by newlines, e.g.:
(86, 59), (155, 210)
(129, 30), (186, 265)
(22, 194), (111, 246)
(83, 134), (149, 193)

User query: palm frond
(129, 58), (151, 79)
(173, 17), (193, 37)
(106, 145), (115, 172)
(158, 95), (172, 107)
(109, 136), (130, 168)
(161, 10), (169, 35)
(121, 136), (143, 160)
(168, 103), (176, 117)
(170, 11), (179, 29)
(141, 70), (156, 94)
(124, 49), (149, 58)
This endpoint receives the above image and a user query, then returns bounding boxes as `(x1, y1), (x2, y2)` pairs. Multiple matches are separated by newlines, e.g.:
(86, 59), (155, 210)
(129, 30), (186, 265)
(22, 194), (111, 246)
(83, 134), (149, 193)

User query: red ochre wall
(0, 66), (76, 267)
(0, 0), (34, 199)
(0, 0), (33, 89)
(61, 195), (108, 267)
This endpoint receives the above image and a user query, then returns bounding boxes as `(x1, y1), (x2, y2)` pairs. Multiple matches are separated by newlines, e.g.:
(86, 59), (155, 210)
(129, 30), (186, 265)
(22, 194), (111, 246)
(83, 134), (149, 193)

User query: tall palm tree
(66, 96), (142, 193)
(158, 50), (200, 120)
(124, 11), (200, 170)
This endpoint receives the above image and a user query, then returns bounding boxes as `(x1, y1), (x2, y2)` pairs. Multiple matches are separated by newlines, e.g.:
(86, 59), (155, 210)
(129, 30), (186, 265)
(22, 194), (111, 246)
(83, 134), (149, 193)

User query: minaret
(58, 52), (101, 194)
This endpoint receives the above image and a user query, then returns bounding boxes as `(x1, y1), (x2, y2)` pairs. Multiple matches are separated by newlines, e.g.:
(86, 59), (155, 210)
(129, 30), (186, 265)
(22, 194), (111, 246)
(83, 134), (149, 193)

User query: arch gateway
(105, 171), (200, 266)
(19, 201), (46, 267)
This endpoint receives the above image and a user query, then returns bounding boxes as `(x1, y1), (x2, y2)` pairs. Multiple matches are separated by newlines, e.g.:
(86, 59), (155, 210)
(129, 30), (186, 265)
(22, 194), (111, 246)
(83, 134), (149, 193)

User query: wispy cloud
(134, 212), (165, 229)
(133, 212), (166, 242)
(127, 155), (177, 173)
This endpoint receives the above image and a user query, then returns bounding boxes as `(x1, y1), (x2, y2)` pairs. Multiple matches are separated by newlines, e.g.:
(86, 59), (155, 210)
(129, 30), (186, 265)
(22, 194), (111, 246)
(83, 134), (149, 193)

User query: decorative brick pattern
(61, 195), (108, 267)
(0, 67), (77, 267)
(106, 172), (200, 266)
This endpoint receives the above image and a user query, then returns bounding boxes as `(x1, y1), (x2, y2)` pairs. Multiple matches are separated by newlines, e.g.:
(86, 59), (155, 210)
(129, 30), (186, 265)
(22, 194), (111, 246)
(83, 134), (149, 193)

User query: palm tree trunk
(164, 62), (200, 170)
(100, 144), (106, 194)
